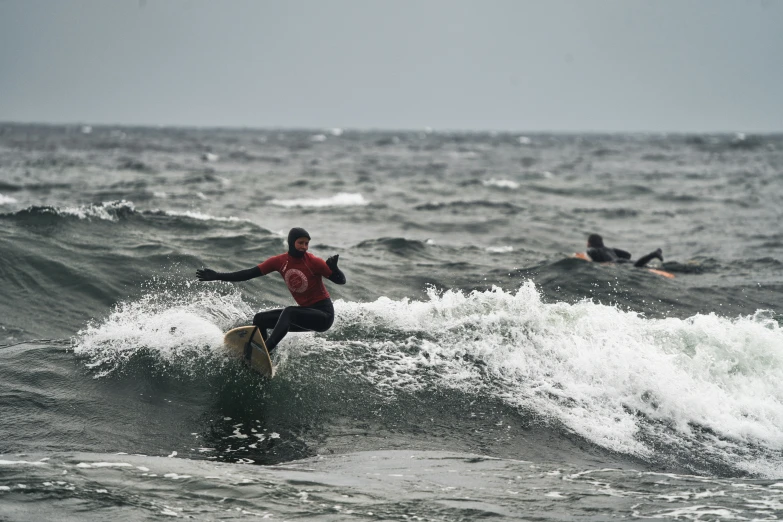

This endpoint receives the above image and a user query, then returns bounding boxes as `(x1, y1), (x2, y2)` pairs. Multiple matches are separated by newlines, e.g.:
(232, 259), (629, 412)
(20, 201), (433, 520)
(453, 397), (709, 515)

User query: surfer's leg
(253, 309), (283, 342)
(634, 248), (663, 267)
(265, 306), (333, 352)
(288, 307), (333, 333)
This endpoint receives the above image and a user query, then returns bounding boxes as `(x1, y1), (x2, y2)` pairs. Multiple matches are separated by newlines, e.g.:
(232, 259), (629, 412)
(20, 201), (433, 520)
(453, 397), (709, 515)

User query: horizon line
(1, 120), (781, 136)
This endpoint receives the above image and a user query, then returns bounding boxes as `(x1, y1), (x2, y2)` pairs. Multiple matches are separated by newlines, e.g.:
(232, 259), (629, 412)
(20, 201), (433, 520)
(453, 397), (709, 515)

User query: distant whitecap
(76, 462), (133, 468)
(483, 178), (519, 189)
(486, 245), (514, 253)
(0, 193), (18, 205)
(310, 134), (327, 142)
(0, 460), (47, 466)
(160, 210), (242, 222)
(271, 192), (368, 208)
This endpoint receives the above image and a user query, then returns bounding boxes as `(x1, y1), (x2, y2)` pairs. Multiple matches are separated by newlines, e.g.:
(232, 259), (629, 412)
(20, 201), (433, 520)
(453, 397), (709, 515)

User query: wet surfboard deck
(574, 252), (675, 279)
(223, 326), (275, 378)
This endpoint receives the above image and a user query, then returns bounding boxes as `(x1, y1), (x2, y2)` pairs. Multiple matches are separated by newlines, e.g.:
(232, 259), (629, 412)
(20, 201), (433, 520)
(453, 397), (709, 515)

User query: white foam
(486, 245), (514, 254)
(0, 460), (47, 466)
(164, 473), (192, 479)
(271, 192), (368, 208)
(76, 462), (133, 468)
(0, 193), (17, 205)
(483, 179), (520, 189)
(72, 284), (253, 376)
(332, 283), (783, 470)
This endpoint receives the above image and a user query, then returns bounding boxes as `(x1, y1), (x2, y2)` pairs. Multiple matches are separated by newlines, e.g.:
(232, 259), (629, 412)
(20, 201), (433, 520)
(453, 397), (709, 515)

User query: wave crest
(327, 283), (783, 474)
(4, 200), (136, 221)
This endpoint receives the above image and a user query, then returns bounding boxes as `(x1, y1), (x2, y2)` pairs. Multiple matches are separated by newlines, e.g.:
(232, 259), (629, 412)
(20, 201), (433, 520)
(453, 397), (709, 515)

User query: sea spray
(329, 282), (783, 473)
(72, 281), (253, 377)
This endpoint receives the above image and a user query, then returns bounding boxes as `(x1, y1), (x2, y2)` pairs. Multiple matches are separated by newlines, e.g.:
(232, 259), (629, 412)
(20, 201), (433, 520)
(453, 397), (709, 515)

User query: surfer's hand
(326, 255), (346, 284)
(196, 268), (218, 281)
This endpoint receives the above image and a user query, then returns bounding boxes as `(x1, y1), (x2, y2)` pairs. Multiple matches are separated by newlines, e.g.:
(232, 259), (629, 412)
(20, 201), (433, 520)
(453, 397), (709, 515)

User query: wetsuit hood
(587, 234), (604, 248)
(287, 227), (311, 258)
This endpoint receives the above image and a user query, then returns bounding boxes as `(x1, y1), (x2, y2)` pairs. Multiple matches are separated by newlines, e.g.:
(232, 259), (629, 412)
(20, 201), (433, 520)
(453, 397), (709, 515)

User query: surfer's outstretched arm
(196, 266), (262, 282)
(634, 249), (664, 268)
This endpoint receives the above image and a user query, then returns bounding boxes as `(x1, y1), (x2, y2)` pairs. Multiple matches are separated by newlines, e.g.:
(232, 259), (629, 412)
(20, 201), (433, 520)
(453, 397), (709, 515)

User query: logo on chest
(284, 268), (309, 293)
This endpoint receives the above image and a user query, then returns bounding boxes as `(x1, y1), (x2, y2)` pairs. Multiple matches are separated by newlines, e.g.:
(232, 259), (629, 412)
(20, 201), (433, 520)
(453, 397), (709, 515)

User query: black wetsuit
(586, 246), (632, 263)
(587, 246), (661, 268)
(201, 263), (344, 352)
(197, 227), (345, 352)
(253, 298), (335, 352)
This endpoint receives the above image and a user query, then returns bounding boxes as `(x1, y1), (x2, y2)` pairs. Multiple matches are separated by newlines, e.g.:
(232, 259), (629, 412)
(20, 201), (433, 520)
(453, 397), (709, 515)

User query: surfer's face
(294, 237), (309, 252)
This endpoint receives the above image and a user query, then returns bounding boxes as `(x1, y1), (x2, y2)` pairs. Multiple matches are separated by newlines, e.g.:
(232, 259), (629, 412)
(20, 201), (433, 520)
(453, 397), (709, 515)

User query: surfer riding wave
(196, 227), (346, 352)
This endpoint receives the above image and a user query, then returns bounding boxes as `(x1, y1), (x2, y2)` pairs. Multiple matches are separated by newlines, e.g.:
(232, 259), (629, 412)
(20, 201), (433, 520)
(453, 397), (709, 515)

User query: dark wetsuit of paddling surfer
(196, 227), (346, 352)
(586, 234), (663, 268)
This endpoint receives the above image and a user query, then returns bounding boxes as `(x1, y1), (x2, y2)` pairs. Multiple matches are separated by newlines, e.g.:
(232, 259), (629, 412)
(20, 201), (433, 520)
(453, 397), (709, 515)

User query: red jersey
(258, 252), (334, 306)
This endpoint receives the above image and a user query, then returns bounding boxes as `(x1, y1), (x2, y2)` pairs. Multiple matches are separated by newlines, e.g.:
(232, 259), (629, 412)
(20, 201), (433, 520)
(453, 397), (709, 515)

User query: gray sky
(1, 0), (781, 132)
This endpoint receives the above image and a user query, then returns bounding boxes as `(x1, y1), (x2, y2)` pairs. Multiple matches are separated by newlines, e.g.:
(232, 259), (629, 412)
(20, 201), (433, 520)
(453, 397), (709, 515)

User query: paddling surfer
(584, 233), (663, 268)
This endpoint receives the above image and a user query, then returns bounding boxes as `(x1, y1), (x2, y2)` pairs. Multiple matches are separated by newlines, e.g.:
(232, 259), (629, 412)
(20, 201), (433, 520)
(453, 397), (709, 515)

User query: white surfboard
(223, 326), (275, 378)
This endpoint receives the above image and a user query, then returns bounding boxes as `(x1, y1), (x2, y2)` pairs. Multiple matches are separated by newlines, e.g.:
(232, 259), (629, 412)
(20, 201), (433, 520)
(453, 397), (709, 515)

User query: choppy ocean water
(1, 124), (783, 520)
